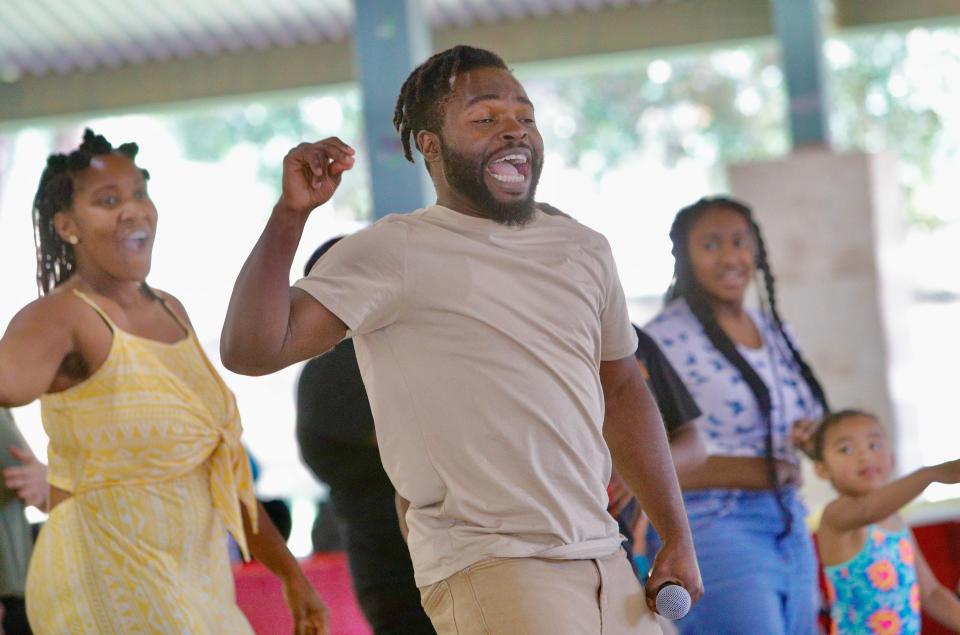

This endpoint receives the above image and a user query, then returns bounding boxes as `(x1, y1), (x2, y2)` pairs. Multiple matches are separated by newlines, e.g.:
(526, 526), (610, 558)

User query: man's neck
(435, 191), (489, 220)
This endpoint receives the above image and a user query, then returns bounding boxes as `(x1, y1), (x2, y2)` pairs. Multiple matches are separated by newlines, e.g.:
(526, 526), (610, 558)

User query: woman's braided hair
(32, 129), (148, 296)
(666, 196), (829, 537)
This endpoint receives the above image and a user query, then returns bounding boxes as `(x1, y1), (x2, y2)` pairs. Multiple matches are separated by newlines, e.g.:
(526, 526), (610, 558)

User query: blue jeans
(676, 488), (819, 635)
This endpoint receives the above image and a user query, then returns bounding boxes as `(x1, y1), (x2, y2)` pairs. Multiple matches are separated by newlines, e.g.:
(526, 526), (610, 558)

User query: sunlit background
(3, 23), (960, 553)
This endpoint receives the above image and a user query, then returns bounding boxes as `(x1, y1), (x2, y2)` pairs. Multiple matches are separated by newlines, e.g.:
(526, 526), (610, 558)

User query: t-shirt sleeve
(597, 235), (638, 360)
(293, 219), (407, 335)
(634, 326), (701, 433)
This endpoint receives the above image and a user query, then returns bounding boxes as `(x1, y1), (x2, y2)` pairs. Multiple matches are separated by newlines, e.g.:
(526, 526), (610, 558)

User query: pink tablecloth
(233, 552), (372, 635)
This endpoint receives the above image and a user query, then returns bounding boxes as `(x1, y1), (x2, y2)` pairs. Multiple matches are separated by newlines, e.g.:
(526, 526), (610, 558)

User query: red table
(234, 552), (372, 635)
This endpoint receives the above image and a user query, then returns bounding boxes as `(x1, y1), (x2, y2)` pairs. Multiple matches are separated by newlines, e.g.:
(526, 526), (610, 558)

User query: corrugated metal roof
(0, 0), (664, 81)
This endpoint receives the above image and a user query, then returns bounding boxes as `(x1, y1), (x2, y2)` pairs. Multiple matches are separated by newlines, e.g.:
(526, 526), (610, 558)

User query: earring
(66, 235), (79, 245)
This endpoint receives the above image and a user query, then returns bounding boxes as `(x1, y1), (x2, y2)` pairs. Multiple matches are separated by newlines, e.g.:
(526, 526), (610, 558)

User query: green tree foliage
(827, 28), (959, 228)
(165, 26), (960, 228)
(171, 89), (372, 219)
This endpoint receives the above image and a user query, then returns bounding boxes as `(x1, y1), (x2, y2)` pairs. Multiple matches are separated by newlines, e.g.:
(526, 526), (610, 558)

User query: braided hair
(32, 129), (149, 296)
(666, 196), (829, 537)
(392, 45), (508, 165)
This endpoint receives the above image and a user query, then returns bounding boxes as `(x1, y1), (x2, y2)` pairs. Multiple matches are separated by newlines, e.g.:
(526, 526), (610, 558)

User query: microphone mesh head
(656, 584), (691, 620)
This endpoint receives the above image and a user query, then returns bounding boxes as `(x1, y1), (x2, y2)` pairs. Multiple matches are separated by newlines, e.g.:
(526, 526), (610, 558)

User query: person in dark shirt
(295, 237), (433, 635)
(633, 325), (703, 464)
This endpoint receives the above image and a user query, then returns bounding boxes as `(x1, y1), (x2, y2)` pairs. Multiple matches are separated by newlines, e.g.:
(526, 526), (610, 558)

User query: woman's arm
(914, 531), (960, 631)
(241, 501), (328, 634)
(0, 298), (75, 407)
(678, 455), (800, 491)
(667, 423), (707, 479)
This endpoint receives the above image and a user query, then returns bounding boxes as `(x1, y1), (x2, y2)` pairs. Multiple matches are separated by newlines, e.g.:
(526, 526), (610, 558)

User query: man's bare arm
(601, 356), (702, 608)
(221, 139), (354, 375)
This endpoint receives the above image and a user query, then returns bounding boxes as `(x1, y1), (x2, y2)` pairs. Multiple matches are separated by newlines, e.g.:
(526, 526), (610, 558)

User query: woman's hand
(282, 574), (328, 635)
(3, 445), (49, 511)
(790, 418), (819, 458)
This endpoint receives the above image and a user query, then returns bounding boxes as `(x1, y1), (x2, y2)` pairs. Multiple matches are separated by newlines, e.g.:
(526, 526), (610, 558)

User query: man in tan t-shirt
(221, 45), (701, 634)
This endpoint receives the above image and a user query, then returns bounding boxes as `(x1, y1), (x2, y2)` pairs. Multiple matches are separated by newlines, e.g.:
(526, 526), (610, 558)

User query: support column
(352, 0), (433, 219)
(770, 0), (831, 147)
(729, 150), (911, 508)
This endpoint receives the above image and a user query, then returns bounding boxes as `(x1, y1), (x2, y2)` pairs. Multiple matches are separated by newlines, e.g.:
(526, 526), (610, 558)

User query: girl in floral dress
(813, 409), (960, 634)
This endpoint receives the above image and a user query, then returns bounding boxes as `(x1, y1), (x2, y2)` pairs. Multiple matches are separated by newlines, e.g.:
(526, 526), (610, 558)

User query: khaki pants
(419, 549), (662, 634)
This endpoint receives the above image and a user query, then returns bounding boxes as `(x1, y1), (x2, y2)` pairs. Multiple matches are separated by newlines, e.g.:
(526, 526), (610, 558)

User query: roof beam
(0, 0), (771, 127)
(4, 0), (960, 127)
(434, 0), (771, 64)
(836, 0), (960, 30)
(0, 40), (354, 129)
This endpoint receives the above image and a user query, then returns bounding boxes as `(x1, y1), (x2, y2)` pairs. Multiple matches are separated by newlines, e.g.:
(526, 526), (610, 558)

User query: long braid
(667, 196), (828, 538)
(752, 223), (830, 412)
(32, 129), (148, 295)
(392, 45), (508, 165)
(683, 291), (787, 535)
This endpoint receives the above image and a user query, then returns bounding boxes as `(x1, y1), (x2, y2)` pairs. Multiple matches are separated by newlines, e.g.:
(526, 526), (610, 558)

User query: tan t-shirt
(294, 205), (638, 586)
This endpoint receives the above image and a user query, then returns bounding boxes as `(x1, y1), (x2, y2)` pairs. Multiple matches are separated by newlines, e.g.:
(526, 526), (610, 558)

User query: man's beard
(440, 141), (543, 226)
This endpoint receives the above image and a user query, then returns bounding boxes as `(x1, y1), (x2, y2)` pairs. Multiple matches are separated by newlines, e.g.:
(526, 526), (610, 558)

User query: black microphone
(655, 583), (691, 620)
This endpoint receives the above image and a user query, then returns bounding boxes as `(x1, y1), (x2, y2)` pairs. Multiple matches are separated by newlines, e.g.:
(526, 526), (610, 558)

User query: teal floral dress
(824, 525), (920, 635)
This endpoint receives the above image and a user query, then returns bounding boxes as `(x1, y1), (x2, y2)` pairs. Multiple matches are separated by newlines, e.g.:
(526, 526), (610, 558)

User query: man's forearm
(221, 206), (307, 374)
(604, 382), (691, 546)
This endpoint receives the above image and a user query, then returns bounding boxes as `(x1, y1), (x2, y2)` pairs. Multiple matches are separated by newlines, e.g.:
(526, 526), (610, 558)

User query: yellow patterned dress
(25, 290), (258, 634)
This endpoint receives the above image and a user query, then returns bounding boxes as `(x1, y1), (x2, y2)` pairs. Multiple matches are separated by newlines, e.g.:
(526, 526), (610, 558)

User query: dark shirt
(296, 339), (375, 448)
(633, 325), (701, 433)
(295, 340), (433, 634)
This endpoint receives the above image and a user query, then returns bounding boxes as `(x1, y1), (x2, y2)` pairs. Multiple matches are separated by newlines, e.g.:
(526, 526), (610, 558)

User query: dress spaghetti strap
(156, 296), (190, 336)
(72, 287), (190, 339)
(71, 289), (117, 332)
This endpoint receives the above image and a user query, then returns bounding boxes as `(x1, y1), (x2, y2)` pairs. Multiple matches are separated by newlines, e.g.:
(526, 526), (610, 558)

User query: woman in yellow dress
(0, 130), (328, 634)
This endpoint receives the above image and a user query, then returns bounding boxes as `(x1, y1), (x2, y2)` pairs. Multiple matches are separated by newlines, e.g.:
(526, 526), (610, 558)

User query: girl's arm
(914, 531), (960, 631)
(241, 501), (328, 634)
(821, 460), (960, 532)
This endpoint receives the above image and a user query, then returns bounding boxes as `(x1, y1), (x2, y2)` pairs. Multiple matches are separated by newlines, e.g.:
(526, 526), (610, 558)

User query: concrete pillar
(728, 149), (911, 509)
(352, 0), (433, 219)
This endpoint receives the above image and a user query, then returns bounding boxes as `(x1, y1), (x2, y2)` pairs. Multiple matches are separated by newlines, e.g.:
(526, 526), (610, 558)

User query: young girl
(813, 409), (960, 634)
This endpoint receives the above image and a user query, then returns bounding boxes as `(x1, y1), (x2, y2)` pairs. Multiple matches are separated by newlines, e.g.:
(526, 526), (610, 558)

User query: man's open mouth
(486, 153), (531, 184)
